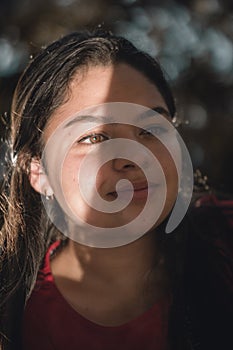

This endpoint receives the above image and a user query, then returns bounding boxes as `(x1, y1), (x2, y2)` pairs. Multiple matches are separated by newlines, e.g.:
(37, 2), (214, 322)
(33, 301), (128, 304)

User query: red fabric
(22, 241), (171, 350)
(194, 193), (233, 228)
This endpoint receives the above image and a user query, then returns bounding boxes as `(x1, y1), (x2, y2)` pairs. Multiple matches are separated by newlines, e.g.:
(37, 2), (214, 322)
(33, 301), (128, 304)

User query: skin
(30, 63), (178, 326)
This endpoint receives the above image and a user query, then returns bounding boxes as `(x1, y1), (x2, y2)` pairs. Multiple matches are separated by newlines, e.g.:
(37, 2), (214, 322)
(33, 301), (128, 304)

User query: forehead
(44, 63), (168, 139)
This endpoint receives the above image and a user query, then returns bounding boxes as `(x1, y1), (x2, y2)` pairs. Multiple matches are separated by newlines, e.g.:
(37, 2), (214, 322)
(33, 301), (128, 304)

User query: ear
(29, 158), (54, 197)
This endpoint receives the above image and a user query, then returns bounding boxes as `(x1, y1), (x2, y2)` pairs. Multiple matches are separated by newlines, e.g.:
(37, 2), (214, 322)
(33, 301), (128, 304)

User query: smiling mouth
(107, 182), (157, 201)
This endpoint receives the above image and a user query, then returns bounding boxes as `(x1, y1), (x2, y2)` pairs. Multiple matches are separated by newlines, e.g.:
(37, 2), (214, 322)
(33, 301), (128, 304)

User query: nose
(113, 155), (150, 172)
(113, 158), (137, 172)
(109, 125), (150, 172)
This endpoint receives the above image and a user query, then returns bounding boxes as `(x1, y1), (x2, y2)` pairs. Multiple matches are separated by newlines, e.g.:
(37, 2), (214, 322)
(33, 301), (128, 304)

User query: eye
(78, 133), (109, 145)
(140, 125), (168, 137)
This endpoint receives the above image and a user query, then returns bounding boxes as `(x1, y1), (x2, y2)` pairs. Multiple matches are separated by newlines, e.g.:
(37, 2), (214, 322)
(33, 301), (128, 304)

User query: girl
(0, 30), (232, 350)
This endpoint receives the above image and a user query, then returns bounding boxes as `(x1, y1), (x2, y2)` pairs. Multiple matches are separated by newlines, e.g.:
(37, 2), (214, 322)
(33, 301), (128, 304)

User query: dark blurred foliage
(0, 0), (233, 194)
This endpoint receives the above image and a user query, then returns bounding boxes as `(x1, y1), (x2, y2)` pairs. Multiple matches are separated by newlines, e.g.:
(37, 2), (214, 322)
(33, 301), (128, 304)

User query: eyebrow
(64, 114), (113, 128)
(63, 106), (171, 128)
(140, 106), (171, 120)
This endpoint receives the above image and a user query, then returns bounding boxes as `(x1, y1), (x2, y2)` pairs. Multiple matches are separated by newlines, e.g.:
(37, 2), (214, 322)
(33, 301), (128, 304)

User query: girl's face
(43, 63), (178, 232)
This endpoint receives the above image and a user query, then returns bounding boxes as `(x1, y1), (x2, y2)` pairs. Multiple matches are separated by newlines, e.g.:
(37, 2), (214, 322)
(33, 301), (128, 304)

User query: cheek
(94, 162), (112, 197)
(161, 154), (178, 188)
(61, 154), (83, 195)
(61, 153), (109, 200)
(149, 142), (179, 212)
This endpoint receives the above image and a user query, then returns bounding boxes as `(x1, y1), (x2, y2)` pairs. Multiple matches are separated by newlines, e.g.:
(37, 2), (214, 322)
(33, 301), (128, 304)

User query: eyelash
(140, 125), (167, 136)
(77, 133), (109, 145)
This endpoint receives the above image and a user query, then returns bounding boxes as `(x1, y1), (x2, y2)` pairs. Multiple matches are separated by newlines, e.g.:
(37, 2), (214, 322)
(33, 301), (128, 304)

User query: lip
(107, 181), (158, 201)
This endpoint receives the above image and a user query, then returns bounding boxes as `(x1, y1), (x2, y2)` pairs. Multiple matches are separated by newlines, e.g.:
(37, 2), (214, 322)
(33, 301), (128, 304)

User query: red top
(22, 241), (171, 350)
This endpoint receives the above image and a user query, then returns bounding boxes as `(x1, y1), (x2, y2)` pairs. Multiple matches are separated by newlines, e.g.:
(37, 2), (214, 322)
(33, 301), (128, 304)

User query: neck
(63, 229), (165, 287)
(50, 229), (171, 325)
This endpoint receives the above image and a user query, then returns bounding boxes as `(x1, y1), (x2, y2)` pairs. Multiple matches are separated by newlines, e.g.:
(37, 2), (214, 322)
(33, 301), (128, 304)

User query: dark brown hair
(0, 29), (176, 349)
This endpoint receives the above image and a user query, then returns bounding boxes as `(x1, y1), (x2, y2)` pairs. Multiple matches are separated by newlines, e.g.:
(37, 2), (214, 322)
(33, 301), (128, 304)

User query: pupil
(92, 135), (98, 142)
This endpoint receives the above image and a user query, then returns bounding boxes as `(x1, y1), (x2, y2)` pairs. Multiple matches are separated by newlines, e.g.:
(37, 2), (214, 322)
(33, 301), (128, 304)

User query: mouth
(107, 181), (157, 201)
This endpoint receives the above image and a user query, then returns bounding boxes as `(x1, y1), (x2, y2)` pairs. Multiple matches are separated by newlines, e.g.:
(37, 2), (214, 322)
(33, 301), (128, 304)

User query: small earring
(45, 190), (54, 201)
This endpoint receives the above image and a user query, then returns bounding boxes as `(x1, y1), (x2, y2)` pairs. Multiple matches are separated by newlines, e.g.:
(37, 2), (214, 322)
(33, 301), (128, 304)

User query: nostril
(124, 163), (135, 168)
(113, 158), (137, 171)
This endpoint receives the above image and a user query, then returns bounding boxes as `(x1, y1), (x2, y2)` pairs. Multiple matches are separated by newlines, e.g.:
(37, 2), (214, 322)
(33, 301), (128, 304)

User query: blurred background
(0, 0), (233, 194)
